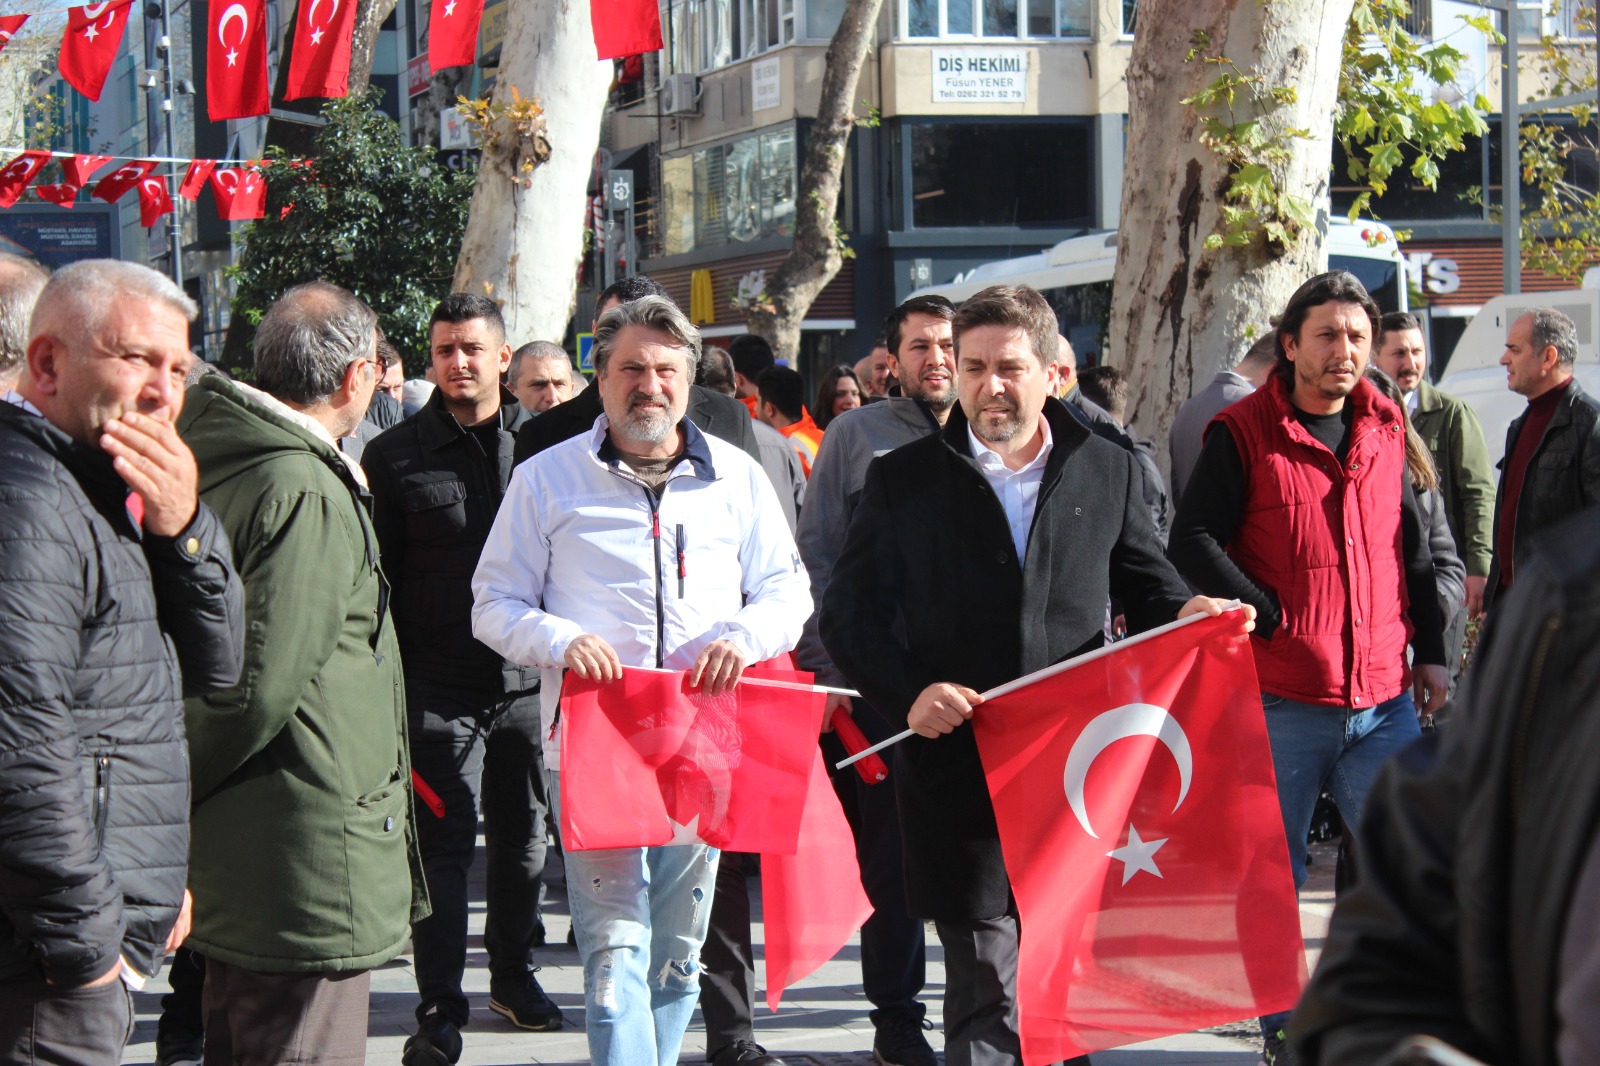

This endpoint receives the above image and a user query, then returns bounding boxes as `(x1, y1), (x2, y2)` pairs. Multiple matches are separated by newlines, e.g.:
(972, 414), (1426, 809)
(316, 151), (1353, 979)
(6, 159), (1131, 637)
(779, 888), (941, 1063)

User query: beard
(971, 395), (1025, 443)
(616, 390), (677, 444)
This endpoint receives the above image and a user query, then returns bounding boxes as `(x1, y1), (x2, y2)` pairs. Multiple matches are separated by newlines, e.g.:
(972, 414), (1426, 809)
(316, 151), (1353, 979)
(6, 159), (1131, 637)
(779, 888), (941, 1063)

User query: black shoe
(402, 1014), (462, 1066)
(565, 924), (577, 948)
(710, 1040), (788, 1065)
(488, 972), (563, 1031)
(1262, 1027), (1299, 1066)
(155, 1029), (204, 1066)
(873, 1013), (937, 1066)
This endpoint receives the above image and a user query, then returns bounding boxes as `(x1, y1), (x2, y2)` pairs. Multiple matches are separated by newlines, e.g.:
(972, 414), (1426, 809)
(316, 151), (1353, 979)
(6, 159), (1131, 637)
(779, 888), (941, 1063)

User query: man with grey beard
(472, 295), (809, 1066)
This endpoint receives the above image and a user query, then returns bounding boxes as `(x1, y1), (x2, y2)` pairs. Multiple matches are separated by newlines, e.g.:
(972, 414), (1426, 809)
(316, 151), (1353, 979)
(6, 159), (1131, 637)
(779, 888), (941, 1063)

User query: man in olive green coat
(178, 282), (425, 1065)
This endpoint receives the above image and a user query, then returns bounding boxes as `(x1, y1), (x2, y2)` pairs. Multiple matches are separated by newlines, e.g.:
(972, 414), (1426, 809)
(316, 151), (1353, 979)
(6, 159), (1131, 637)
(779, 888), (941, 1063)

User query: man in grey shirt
(1168, 333), (1277, 505)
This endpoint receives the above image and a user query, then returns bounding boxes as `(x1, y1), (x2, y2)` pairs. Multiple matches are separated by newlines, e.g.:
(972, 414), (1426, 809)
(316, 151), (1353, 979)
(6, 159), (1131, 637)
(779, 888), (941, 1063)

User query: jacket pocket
(401, 479), (468, 544)
(92, 755), (111, 849)
(346, 775), (413, 953)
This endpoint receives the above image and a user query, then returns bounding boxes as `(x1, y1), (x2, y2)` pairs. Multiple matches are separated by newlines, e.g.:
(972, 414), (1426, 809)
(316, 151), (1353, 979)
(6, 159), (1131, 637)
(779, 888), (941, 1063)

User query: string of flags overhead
(0, 0), (670, 123)
(0, 150), (268, 225)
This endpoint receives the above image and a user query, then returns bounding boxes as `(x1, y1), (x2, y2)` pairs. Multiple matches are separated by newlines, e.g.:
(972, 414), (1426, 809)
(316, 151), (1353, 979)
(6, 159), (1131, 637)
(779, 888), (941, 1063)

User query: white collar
(967, 414), (1053, 474)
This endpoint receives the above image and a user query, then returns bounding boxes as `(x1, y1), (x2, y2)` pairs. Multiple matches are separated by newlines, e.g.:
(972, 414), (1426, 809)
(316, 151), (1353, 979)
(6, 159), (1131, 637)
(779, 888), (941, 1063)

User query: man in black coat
(514, 276), (759, 467)
(820, 285), (1241, 1065)
(0, 259), (243, 1062)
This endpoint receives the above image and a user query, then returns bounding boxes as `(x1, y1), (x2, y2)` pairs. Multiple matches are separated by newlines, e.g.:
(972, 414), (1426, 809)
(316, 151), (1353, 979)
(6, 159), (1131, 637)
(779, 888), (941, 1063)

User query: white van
(1437, 285), (1600, 468)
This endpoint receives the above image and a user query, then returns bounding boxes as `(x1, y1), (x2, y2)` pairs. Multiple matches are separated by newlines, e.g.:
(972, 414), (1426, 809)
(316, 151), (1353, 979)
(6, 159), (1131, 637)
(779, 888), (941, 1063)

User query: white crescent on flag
(1061, 702), (1193, 840)
(218, 3), (248, 64)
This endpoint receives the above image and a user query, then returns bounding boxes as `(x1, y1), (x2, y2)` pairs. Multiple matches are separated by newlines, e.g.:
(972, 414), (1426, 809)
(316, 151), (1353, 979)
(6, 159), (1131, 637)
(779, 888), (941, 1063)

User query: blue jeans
(1258, 689), (1420, 1037)
(552, 771), (720, 1066)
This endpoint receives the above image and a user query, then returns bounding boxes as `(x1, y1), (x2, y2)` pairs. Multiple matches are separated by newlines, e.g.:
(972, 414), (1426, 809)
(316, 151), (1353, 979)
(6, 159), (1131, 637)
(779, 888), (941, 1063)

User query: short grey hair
(30, 258), (197, 358)
(253, 281), (379, 405)
(509, 340), (575, 382)
(1527, 307), (1579, 368)
(0, 254), (48, 381)
(592, 295), (701, 379)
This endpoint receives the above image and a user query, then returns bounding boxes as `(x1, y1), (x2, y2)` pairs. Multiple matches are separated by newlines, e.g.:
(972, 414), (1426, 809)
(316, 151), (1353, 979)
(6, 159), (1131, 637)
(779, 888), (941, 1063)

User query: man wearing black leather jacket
(1293, 503), (1600, 1065)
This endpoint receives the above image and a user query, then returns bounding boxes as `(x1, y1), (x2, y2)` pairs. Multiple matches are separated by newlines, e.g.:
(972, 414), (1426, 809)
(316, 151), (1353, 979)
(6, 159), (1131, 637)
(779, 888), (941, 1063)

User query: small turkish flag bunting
(62, 153), (111, 187)
(179, 159), (216, 200)
(209, 167), (266, 220)
(0, 151), (51, 208)
(427, 0), (484, 70)
(286, 0), (359, 100)
(207, 0), (269, 120)
(136, 174), (173, 227)
(591, 0), (662, 61)
(0, 14), (29, 54)
(60, 0), (134, 101)
(92, 159), (158, 204)
(36, 183), (80, 207)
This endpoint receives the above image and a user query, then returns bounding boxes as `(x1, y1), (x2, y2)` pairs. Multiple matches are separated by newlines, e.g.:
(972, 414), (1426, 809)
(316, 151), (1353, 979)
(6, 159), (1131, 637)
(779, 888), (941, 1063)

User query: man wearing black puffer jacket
(0, 259), (243, 1063)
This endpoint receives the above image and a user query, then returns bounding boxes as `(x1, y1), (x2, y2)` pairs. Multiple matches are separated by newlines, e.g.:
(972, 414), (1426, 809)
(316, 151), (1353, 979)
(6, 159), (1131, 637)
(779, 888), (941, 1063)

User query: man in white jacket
(472, 295), (810, 1066)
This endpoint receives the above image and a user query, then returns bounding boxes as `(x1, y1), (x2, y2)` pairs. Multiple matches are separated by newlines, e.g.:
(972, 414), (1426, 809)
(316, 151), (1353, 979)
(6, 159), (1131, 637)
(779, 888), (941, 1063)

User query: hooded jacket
(177, 375), (424, 973)
(0, 402), (242, 985)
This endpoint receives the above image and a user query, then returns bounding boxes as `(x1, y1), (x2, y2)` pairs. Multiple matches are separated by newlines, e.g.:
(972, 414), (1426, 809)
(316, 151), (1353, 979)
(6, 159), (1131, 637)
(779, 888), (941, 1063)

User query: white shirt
(2, 389), (40, 416)
(967, 417), (1053, 561)
(1404, 388), (1418, 412)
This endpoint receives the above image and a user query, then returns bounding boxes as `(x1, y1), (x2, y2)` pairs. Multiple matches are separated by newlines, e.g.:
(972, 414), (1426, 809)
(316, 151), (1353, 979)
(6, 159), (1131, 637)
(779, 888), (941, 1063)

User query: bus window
(1332, 254), (1402, 314)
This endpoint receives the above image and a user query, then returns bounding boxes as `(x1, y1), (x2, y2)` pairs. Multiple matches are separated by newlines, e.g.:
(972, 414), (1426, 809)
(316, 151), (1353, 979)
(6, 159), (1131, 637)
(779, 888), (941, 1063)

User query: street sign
(606, 170), (633, 210)
(578, 332), (595, 372)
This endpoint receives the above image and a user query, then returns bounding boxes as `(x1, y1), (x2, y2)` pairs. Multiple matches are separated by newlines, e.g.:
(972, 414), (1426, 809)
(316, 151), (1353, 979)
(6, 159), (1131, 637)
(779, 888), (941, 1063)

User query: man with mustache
(1372, 311), (1493, 686)
(472, 294), (809, 1066)
(361, 294), (559, 1065)
(1168, 271), (1448, 1066)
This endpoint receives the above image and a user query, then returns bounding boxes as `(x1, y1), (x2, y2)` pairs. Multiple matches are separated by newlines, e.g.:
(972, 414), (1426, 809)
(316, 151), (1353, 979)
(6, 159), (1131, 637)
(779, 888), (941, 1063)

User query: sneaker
(710, 1039), (788, 1065)
(488, 972), (563, 1031)
(873, 1013), (937, 1066)
(1262, 1027), (1298, 1066)
(154, 1029), (204, 1066)
(401, 1014), (462, 1066)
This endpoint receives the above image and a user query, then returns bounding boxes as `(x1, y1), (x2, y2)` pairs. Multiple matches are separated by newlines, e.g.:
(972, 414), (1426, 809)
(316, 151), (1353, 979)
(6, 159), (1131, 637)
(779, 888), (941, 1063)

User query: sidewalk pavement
(124, 842), (1338, 1065)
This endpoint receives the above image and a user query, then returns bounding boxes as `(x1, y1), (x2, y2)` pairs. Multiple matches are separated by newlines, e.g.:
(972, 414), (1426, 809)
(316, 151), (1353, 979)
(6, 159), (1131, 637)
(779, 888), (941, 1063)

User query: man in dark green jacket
(178, 282), (425, 1066)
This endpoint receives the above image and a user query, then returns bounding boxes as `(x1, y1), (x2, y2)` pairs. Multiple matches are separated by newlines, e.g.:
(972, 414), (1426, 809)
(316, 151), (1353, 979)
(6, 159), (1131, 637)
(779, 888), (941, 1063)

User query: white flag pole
(833, 602), (1244, 770)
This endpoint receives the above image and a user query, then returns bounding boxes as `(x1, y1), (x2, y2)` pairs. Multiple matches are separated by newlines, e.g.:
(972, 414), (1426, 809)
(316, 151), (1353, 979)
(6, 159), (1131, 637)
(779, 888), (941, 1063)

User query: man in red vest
(1168, 270), (1448, 1066)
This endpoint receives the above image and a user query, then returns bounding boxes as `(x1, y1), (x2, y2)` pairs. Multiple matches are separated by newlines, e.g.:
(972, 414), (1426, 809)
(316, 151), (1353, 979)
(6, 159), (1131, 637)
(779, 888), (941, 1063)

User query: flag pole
(833, 601), (1244, 770)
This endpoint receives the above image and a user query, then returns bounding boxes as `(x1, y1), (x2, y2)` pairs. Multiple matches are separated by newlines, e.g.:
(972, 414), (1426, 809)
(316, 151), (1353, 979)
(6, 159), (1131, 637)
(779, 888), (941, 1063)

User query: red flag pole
(835, 600), (1244, 770)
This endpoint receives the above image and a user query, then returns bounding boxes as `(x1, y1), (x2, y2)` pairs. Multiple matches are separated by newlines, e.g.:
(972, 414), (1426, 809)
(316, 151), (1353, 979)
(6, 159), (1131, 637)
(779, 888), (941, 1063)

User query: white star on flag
(666, 814), (706, 846)
(443, 0), (456, 14)
(310, 26), (324, 43)
(226, 48), (238, 65)
(83, 22), (98, 39)
(1107, 823), (1167, 886)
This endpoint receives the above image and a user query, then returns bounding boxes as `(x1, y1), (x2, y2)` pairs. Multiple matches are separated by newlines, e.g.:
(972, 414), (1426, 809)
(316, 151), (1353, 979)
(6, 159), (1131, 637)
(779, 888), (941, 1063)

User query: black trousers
(158, 946), (207, 1042)
(0, 973), (133, 1066)
(409, 688), (550, 1025)
(698, 852), (759, 1059)
(201, 960), (368, 1066)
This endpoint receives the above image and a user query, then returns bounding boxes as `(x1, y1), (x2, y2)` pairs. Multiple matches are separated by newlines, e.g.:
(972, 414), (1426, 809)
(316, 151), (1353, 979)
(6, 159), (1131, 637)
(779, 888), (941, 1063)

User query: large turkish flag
(973, 610), (1305, 1063)
(427, 0), (484, 71)
(285, 0), (359, 100)
(591, 0), (662, 61)
(207, 0), (270, 120)
(60, 0), (133, 101)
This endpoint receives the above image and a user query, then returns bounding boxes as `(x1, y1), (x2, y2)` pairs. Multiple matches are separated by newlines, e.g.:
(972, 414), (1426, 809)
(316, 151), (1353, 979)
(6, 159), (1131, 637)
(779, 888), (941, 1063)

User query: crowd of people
(3, 251), (1599, 1066)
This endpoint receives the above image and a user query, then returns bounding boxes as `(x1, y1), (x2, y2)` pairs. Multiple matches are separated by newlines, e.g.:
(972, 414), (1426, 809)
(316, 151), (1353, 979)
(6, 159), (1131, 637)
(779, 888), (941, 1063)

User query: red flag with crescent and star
(427, 0), (484, 71)
(0, 151), (51, 208)
(972, 609), (1305, 1063)
(60, 0), (133, 101)
(63, 153), (111, 187)
(0, 14), (29, 55)
(136, 174), (173, 226)
(286, 0), (359, 100)
(208, 167), (266, 220)
(591, 0), (662, 61)
(92, 159), (158, 204)
(207, 0), (269, 120)
(179, 159), (216, 200)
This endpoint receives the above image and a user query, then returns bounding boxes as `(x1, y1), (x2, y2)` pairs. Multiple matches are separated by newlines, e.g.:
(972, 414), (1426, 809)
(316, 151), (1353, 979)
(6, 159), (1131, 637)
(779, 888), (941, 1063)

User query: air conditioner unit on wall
(661, 73), (700, 116)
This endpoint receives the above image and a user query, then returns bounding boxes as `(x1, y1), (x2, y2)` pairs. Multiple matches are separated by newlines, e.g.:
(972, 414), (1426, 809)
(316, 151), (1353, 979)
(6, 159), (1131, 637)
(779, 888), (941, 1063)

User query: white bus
(907, 218), (1408, 362)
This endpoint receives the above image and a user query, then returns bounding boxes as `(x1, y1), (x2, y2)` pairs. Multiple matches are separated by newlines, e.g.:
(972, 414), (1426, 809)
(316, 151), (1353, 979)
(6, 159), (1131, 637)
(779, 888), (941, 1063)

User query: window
(653, 126), (799, 257)
(905, 120), (1094, 227)
(1519, 2), (1595, 39)
(663, 0), (793, 76)
(1401, 0), (1430, 37)
(1121, 0), (1135, 35)
(904, 0), (1090, 38)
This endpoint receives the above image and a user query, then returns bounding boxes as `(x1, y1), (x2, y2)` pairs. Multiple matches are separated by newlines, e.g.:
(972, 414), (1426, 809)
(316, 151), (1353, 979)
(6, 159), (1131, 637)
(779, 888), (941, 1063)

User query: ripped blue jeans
(552, 771), (721, 1066)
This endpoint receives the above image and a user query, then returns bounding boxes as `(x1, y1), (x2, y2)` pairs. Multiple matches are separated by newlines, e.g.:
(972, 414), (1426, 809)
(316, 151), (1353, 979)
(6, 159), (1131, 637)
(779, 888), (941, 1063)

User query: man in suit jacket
(514, 276), (759, 466)
(820, 284), (1242, 1065)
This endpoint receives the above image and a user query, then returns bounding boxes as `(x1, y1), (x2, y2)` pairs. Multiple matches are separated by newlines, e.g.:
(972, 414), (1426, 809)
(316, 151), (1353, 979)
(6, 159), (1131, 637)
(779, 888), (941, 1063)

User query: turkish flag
(136, 174), (174, 226)
(973, 610), (1306, 1063)
(63, 153), (111, 187)
(35, 183), (79, 207)
(0, 151), (52, 208)
(208, 167), (266, 220)
(286, 0), (359, 99)
(0, 14), (29, 54)
(60, 0), (133, 101)
(92, 159), (158, 204)
(558, 666), (823, 852)
(427, 0), (484, 70)
(179, 159), (216, 200)
(591, 0), (661, 61)
(207, 0), (269, 120)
